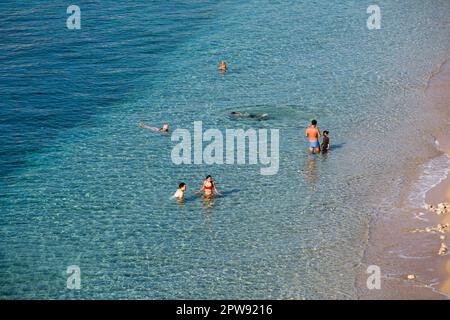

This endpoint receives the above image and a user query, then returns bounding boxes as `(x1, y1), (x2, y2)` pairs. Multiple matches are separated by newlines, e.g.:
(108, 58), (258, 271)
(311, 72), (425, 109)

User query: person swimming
(230, 111), (269, 120)
(139, 122), (169, 133)
(173, 182), (187, 199)
(195, 175), (221, 197)
(305, 119), (321, 154)
(219, 61), (228, 72)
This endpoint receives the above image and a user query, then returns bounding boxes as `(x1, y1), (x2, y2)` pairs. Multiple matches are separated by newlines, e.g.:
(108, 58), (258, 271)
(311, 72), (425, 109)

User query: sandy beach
(359, 53), (450, 299)
(424, 53), (450, 296)
(425, 131), (450, 295)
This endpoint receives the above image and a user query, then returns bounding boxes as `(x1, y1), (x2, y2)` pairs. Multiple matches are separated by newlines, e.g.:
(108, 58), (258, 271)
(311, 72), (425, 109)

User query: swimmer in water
(230, 111), (269, 120)
(305, 119), (321, 154)
(219, 61), (228, 72)
(173, 182), (187, 199)
(195, 175), (221, 197)
(139, 122), (169, 133)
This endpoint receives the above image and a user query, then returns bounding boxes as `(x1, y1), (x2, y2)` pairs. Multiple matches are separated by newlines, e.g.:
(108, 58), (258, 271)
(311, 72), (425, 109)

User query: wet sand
(423, 54), (450, 297)
(425, 131), (450, 295)
(358, 54), (450, 299)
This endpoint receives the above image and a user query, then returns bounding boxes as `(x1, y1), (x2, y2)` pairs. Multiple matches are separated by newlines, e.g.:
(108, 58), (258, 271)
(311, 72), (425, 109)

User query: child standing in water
(321, 131), (330, 153)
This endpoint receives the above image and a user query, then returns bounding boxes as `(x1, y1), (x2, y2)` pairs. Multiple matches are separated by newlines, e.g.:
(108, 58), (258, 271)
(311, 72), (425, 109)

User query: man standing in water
(305, 119), (321, 154)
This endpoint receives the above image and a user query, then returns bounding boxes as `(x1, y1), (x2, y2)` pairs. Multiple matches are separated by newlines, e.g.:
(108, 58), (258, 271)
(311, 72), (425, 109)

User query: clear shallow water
(1, 0), (450, 299)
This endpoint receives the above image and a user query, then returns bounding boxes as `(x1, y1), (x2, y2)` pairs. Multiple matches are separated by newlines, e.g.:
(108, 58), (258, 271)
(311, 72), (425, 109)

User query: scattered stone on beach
(412, 223), (450, 234)
(419, 203), (449, 256)
(406, 274), (416, 280)
(425, 202), (449, 215)
(438, 243), (448, 256)
(437, 224), (449, 233)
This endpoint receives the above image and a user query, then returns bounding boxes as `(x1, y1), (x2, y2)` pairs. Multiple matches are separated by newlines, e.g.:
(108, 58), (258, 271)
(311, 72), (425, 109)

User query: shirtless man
(173, 183), (187, 199)
(305, 119), (321, 154)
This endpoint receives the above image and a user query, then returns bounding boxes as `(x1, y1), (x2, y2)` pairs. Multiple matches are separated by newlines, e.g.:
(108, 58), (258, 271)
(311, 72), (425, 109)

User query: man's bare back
(305, 126), (320, 142)
(305, 120), (321, 154)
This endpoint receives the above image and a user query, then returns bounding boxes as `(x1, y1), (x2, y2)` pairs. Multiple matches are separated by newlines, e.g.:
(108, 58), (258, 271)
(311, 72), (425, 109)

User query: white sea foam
(408, 154), (450, 208)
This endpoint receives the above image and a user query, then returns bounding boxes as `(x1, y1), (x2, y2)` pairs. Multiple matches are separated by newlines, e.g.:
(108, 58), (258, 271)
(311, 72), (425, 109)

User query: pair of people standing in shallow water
(305, 119), (330, 154)
(173, 175), (221, 200)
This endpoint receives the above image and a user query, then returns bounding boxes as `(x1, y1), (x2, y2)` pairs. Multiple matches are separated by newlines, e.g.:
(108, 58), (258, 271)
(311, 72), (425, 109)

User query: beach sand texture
(360, 54), (450, 299)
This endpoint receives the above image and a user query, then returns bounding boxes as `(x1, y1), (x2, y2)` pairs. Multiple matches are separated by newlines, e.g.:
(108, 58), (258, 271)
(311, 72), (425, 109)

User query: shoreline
(423, 52), (450, 297)
(359, 52), (450, 299)
(424, 130), (450, 295)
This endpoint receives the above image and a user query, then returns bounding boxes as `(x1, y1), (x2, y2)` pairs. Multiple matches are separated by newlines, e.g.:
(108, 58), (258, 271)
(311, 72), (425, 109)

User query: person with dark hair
(173, 182), (187, 199)
(305, 119), (321, 154)
(196, 175), (221, 197)
(321, 130), (330, 153)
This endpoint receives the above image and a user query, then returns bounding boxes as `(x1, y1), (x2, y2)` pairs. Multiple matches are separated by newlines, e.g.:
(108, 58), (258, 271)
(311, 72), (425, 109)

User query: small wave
(398, 254), (431, 260)
(408, 154), (449, 208)
(424, 50), (450, 92)
(413, 212), (429, 222)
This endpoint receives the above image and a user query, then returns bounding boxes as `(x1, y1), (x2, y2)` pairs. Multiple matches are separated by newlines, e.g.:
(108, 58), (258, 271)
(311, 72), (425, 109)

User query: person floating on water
(173, 182), (187, 199)
(305, 119), (321, 154)
(195, 175), (221, 197)
(219, 61), (228, 72)
(230, 111), (269, 120)
(139, 122), (169, 133)
(321, 130), (330, 153)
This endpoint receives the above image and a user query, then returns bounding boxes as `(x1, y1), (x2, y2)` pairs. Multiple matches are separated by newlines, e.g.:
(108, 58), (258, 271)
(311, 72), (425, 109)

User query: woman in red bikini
(196, 175), (221, 197)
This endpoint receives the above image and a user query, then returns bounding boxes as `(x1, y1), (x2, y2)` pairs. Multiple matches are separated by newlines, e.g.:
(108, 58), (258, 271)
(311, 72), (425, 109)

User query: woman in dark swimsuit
(196, 175), (221, 197)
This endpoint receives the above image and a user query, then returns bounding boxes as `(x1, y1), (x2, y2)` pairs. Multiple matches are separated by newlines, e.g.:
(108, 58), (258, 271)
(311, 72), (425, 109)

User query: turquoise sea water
(1, 1), (450, 299)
